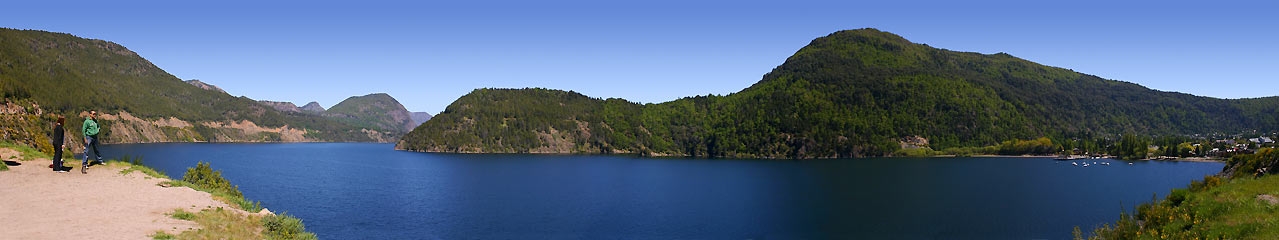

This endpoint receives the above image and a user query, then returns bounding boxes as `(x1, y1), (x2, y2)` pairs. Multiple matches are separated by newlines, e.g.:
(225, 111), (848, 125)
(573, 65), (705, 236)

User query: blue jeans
(83, 135), (102, 165)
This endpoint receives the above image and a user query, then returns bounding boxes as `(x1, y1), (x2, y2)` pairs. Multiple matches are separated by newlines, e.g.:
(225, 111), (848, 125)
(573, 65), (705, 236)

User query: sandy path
(0, 155), (237, 239)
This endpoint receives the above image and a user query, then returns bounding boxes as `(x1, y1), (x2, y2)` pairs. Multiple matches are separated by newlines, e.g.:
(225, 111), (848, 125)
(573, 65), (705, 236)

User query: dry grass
(168, 207), (264, 240)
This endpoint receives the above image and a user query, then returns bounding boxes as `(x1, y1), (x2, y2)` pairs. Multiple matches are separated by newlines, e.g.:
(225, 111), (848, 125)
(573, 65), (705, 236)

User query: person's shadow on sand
(3, 160), (19, 166)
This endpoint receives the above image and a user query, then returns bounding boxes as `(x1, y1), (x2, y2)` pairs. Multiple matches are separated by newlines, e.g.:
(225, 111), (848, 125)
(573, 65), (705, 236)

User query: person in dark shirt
(52, 117), (68, 173)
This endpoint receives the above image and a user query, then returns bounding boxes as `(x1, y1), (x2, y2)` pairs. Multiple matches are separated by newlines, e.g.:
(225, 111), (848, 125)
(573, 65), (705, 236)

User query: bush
(1189, 175), (1223, 192)
(1165, 189), (1189, 206)
(179, 161), (261, 211)
(183, 161), (243, 199)
(893, 147), (936, 157)
(263, 213), (318, 240)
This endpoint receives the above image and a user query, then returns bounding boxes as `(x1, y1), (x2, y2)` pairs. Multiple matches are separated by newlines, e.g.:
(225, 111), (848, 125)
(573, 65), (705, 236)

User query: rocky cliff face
(257, 101), (303, 113)
(184, 79), (226, 93)
(0, 99), (56, 154)
(94, 111), (318, 143)
(87, 109), (404, 144)
(300, 102), (325, 113)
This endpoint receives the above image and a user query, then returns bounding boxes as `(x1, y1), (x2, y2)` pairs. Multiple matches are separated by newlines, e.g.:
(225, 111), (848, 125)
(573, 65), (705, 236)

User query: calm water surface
(109, 143), (1223, 239)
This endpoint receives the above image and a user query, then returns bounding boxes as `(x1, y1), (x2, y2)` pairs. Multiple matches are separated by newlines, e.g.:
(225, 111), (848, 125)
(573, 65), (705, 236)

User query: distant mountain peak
(326, 93), (416, 132)
(410, 112), (432, 127)
(301, 102), (325, 113)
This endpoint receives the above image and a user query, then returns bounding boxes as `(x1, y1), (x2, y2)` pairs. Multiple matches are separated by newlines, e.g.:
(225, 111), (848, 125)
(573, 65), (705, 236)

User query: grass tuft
(150, 231), (176, 240)
(263, 212), (319, 240)
(169, 208), (196, 221)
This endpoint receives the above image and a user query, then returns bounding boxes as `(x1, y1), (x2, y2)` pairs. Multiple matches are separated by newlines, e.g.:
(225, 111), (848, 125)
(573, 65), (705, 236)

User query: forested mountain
(397, 28), (1279, 158)
(325, 93), (416, 133)
(0, 28), (382, 143)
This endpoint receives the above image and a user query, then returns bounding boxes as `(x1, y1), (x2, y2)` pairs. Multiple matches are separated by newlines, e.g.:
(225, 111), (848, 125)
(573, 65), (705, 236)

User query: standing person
(82, 110), (104, 174)
(51, 117), (68, 173)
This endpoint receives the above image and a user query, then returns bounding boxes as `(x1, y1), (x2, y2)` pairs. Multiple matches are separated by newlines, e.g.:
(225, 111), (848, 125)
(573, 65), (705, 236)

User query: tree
(1117, 134), (1149, 160)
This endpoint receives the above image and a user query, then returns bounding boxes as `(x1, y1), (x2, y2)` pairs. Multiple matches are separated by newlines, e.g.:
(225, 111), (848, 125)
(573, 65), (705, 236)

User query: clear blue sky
(5, 1), (1276, 114)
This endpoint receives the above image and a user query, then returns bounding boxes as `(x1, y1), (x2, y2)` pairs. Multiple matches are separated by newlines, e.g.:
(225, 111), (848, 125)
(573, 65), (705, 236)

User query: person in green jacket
(82, 110), (104, 173)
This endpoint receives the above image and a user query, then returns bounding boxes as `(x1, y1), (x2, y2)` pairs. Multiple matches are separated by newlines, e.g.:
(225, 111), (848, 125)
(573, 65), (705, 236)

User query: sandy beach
(0, 148), (239, 239)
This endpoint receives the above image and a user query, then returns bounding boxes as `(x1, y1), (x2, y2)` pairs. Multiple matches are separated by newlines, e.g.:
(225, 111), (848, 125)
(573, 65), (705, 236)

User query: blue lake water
(108, 143), (1224, 239)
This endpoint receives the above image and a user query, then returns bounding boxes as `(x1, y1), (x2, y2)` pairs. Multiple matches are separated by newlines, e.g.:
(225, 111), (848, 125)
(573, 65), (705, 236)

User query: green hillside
(0, 28), (374, 142)
(1081, 149), (1279, 239)
(397, 28), (1279, 158)
(324, 93), (416, 133)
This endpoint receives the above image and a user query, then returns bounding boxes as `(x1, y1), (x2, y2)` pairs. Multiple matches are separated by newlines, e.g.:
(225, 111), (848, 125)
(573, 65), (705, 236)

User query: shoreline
(0, 149), (242, 238)
(0, 145), (314, 239)
(926, 154), (1227, 162)
(397, 147), (1233, 162)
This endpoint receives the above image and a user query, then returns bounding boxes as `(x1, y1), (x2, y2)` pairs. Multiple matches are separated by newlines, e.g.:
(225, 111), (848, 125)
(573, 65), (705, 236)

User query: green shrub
(263, 213), (318, 240)
(183, 161), (243, 199)
(1165, 189), (1189, 206)
(893, 147), (936, 157)
(178, 161), (262, 211)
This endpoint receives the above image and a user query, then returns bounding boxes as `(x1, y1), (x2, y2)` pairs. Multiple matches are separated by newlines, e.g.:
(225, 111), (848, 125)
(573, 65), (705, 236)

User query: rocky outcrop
(93, 110), (327, 143)
(0, 99), (55, 154)
(300, 102), (325, 113)
(410, 112), (432, 127)
(184, 79), (226, 94)
(257, 101), (303, 113)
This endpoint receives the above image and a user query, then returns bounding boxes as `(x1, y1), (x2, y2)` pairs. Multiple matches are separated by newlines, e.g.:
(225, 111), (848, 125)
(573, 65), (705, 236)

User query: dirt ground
(0, 152), (237, 239)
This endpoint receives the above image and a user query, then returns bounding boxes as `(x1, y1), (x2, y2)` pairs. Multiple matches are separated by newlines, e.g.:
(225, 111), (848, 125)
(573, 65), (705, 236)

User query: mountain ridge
(0, 28), (391, 143)
(397, 28), (1279, 158)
